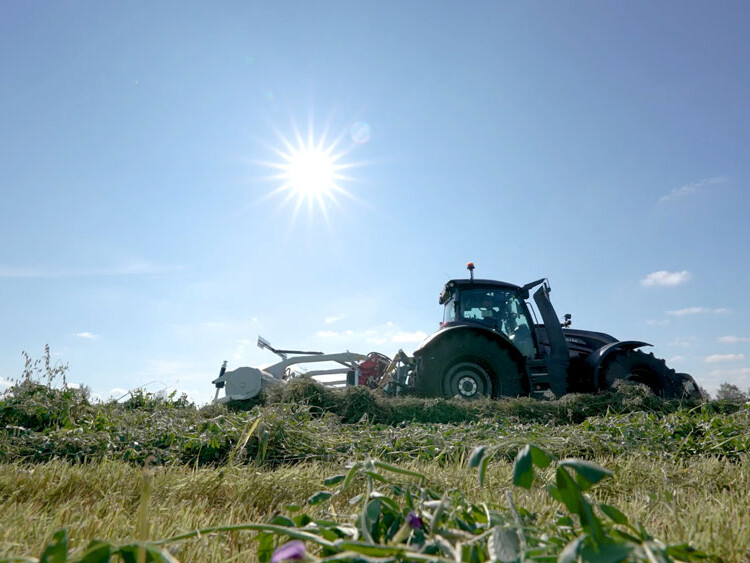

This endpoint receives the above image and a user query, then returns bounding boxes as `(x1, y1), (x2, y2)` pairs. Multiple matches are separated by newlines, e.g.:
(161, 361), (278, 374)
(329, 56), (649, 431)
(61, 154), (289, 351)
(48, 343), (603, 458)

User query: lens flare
(350, 121), (371, 144)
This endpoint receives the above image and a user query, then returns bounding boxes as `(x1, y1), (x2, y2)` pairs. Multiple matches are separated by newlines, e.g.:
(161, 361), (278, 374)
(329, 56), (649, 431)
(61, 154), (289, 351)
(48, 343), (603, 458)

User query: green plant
(0, 346), (92, 432)
(470, 444), (710, 561)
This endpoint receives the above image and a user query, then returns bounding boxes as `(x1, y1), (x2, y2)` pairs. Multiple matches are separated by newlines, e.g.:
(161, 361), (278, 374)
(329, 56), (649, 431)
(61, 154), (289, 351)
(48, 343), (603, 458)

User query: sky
(1, 1), (749, 403)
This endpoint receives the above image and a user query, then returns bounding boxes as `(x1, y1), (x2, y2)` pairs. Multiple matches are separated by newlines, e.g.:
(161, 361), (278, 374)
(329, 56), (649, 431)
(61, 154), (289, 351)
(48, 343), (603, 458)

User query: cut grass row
(2, 380), (747, 467)
(2, 399), (748, 468)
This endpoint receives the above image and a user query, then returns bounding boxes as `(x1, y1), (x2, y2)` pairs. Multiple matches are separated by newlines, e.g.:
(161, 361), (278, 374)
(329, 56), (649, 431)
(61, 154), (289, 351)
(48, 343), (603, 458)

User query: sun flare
(260, 121), (366, 223)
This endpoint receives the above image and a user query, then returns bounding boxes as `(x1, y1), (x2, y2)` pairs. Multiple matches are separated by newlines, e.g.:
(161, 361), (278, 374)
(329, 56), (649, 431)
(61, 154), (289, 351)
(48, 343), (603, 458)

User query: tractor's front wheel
(602, 350), (684, 398)
(442, 361), (493, 399)
(424, 330), (527, 399)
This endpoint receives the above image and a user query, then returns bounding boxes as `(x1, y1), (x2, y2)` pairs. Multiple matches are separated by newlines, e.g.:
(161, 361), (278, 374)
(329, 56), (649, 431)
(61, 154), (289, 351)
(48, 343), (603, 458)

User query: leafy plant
(473, 444), (709, 561)
(0, 347), (92, 432)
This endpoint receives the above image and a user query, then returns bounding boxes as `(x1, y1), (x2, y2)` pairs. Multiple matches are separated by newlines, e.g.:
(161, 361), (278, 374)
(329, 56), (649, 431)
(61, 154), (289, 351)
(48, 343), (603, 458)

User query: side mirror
(562, 313), (572, 328)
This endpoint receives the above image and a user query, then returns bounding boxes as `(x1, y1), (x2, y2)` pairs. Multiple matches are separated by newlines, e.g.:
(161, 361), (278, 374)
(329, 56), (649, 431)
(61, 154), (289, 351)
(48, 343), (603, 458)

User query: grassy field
(1, 372), (749, 561)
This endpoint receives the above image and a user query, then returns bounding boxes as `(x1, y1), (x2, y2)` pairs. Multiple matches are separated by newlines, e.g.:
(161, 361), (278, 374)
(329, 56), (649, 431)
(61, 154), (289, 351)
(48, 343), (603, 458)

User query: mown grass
(2, 368), (750, 561)
(1, 455), (748, 561)
(1, 385), (747, 468)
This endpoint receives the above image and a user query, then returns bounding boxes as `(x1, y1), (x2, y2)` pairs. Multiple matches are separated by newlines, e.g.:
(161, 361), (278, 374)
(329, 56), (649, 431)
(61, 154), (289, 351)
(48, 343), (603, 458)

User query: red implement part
(358, 352), (391, 387)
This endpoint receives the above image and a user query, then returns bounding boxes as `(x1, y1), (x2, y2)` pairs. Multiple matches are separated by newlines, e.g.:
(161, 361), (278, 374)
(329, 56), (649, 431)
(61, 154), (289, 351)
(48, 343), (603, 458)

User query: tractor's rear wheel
(675, 372), (703, 400)
(602, 350), (683, 398)
(427, 331), (527, 399)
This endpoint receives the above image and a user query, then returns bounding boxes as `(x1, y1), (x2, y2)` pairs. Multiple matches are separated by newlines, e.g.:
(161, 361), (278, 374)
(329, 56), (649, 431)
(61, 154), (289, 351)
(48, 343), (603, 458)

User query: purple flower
(406, 511), (423, 530)
(271, 540), (306, 563)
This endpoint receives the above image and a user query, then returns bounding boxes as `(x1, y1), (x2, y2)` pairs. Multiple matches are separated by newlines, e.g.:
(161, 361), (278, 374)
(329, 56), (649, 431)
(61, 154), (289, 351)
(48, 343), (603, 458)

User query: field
(1, 370), (749, 562)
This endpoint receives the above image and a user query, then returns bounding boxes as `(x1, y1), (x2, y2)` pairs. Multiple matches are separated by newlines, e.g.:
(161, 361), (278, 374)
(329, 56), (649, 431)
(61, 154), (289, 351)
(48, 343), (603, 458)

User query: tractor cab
(440, 281), (537, 358)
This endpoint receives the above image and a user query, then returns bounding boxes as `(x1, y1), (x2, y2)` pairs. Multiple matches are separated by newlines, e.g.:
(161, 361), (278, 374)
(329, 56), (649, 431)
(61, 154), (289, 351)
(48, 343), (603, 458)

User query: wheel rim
(445, 362), (491, 399)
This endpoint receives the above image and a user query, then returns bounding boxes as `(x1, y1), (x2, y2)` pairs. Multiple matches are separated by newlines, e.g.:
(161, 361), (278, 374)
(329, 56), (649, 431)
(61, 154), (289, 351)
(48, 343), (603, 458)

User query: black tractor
(409, 263), (700, 400)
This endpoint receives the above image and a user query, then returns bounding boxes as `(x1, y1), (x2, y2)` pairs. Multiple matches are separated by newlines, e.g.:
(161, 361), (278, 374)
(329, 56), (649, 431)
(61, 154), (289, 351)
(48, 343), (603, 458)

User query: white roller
(220, 367), (264, 402)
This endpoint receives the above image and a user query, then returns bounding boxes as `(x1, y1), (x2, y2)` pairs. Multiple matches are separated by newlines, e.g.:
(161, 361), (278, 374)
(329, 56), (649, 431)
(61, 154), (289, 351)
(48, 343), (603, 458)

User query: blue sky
(2, 1), (749, 402)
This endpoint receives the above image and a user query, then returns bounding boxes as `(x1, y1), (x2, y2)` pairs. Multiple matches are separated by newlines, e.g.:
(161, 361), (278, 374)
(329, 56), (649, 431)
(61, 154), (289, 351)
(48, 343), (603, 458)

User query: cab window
(443, 296), (456, 323)
(458, 288), (536, 357)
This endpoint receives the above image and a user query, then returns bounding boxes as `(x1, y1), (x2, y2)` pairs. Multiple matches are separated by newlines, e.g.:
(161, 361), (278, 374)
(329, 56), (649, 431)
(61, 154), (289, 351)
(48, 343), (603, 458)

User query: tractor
(399, 263), (700, 400)
(211, 264), (701, 403)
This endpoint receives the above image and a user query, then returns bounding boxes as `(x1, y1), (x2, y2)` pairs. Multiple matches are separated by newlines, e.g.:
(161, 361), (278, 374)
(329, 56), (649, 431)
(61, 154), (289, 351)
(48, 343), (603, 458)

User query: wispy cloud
(74, 332), (99, 340)
(705, 353), (745, 364)
(108, 387), (129, 399)
(318, 329), (354, 337)
(669, 337), (693, 348)
(0, 260), (181, 279)
(142, 360), (194, 378)
(315, 325), (427, 348)
(234, 338), (252, 360)
(641, 270), (690, 287)
(668, 356), (686, 363)
(709, 368), (750, 378)
(667, 307), (731, 317)
(392, 331), (428, 344)
(718, 336), (750, 344)
(659, 176), (727, 203)
(0, 266), (38, 278)
(0, 376), (12, 391)
(324, 314), (347, 325)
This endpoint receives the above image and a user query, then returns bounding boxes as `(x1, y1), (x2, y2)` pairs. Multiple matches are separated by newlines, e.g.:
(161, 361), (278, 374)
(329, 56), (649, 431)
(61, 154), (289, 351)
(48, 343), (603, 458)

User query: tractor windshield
(458, 288), (536, 357)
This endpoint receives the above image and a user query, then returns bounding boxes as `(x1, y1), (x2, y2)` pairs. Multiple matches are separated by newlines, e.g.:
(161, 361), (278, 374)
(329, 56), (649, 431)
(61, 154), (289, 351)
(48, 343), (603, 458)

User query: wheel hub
(457, 375), (478, 397)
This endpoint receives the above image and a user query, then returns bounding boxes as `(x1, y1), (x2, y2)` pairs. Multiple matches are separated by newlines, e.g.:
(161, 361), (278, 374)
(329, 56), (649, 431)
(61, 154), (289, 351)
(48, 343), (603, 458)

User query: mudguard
(414, 324), (526, 366)
(584, 340), (651, 389)
(413, 324), (527, 397)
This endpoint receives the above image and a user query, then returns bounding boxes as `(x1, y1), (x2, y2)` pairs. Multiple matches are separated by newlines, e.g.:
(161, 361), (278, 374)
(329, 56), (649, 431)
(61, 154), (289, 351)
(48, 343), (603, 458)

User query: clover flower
(406, 511), (423, 530)
(271, 540), (306, 562)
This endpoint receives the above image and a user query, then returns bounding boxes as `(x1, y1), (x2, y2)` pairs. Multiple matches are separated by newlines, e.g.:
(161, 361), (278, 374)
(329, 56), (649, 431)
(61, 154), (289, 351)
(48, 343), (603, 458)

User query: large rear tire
(675, 372), (703, 400)
(426, 330), (527, 399)
(602, 350), (684, 398)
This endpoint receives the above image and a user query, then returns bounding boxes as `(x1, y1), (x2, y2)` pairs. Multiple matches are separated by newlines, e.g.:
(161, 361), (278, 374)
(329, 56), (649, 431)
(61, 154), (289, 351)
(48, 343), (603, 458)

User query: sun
(283, 145), (337, 200)
(259, 121), (365, 223)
